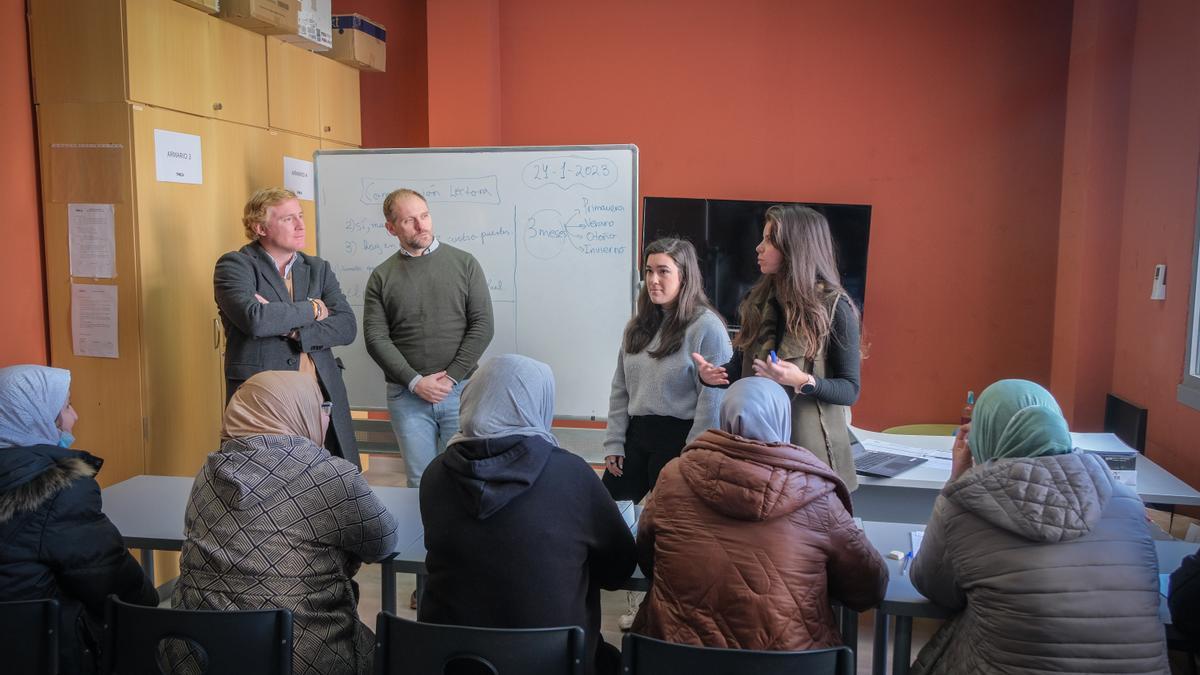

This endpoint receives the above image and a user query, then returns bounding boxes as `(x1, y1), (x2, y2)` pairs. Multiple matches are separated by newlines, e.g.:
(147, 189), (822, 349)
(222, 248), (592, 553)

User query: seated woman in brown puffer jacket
(631, 377), (887, 649)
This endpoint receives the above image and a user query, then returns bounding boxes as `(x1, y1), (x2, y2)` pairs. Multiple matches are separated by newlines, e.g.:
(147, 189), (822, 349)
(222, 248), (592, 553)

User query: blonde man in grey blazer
(213, 187), (360, 466)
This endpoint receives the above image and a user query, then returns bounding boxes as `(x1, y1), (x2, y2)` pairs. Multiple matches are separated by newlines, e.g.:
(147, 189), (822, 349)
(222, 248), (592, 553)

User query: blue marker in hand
(769, 350), (779, 364)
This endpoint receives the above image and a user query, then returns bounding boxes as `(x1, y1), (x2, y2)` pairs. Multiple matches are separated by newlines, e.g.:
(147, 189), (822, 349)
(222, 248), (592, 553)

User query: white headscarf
(449, 354), (559, 447)
(719, 377), (792, 443)
(0, 365), (71, 448)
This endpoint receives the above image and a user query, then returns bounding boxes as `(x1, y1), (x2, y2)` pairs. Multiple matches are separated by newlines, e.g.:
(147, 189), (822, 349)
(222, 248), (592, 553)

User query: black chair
(620, 632), (854, 675)
(0, 599), (60, 675)
(101, 595), (292, 674)
(374, 612), (586, 675)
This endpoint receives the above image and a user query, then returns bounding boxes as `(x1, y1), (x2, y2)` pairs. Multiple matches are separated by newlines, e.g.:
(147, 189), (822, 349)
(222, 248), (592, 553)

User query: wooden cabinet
(268, 37), (363, 146)
(266, 37), (321, 137)
(126, 0), (215, 119)
(208, 18), (271, 127)
(317, 56), (363, 146)
(30, 0), (360, 487)
(31, 0), (359, 137)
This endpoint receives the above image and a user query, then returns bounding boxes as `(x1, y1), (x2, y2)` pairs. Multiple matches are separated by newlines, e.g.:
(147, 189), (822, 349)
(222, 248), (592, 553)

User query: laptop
(851, 431), (928, 478)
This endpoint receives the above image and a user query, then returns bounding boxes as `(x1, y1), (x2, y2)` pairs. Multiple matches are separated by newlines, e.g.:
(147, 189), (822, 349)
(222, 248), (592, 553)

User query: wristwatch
(799, 378), (817, 395)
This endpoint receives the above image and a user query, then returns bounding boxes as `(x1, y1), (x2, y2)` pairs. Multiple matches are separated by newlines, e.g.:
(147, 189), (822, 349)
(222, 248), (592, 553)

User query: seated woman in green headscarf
(909, 379), (1168, 675)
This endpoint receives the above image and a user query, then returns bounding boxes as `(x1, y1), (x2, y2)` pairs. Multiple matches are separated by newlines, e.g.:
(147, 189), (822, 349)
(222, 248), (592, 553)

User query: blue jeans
(387, 379), (466, 488)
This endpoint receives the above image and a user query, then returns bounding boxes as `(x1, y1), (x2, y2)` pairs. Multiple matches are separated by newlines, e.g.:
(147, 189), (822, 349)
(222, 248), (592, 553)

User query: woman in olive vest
(693, 204), (862, 489)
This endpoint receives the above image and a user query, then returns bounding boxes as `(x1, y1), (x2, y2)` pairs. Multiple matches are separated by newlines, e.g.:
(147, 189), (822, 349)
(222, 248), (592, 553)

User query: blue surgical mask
(57, 431), (75, 448)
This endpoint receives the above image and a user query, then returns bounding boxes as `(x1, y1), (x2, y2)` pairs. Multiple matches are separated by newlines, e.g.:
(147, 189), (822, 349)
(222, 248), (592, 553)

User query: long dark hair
(623, 238), (721, 358)
(733, 205), (859, 359)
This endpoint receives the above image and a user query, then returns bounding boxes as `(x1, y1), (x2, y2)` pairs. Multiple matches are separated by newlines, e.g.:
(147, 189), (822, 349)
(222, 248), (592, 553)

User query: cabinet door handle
(212, 102), (223, 111)
(212, 318), (220, 350)
(324, 125), (332, 132)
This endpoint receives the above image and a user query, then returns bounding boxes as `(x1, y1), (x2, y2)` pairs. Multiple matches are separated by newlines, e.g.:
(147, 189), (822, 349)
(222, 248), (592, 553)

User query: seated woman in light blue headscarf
(0, 365), (158, 674)
(418, 354), (637, 675)
(633, 377), (887, 650)
(910, 379), (1168, 675)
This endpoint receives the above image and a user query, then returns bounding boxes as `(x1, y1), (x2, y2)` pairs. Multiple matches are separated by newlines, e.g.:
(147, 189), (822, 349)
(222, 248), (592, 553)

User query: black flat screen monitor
(641, 197), (871, 329)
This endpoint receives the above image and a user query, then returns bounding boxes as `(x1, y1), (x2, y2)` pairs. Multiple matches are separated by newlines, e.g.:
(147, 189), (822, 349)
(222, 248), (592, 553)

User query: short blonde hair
(382, 189), (427, 223)
(242, 187), (298, 240)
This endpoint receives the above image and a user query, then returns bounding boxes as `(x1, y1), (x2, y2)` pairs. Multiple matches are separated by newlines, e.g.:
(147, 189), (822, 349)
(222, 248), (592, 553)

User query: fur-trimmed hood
(0, 444), (100, 524)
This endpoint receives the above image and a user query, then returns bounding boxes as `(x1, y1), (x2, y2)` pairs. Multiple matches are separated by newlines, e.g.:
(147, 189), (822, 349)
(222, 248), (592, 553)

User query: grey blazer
(213, 243), (359, 466)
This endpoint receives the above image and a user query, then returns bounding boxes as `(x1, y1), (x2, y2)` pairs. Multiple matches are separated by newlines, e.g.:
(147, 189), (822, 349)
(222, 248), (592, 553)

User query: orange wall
(332, 0), (429, 148)
(2, 0), (47, 366)
(477, 0), (1075, 429)
(1050, 2), (1135, 429)
(1109, 0), (1200, 486)
(427, 0), (501, 146)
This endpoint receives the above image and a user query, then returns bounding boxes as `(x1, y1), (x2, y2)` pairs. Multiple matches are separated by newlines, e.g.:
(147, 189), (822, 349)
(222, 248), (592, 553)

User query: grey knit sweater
(604, 309), (733, 458)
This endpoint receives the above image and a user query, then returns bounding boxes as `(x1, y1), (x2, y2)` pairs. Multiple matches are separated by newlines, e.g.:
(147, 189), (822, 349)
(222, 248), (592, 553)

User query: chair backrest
(1104, 393), (1147, 453)
(374, 612), (586, 675)
(881, 423), (959, 436)
(620, 633), (854, 675)
(0, 599), (60, 675)
(101, 595), (292, 675)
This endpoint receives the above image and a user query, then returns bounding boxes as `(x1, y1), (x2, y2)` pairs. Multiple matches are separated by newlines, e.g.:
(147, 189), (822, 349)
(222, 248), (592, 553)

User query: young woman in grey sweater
(602, 238), (732, 504)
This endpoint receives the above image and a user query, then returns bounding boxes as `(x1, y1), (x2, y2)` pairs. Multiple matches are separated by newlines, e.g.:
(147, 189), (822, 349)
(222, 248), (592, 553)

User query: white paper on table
(615, 500), (636, 530)
(861, 438), (954, 469)
(284, 156), (315, 200)
(71, 283), (119, 358)
(153, 129), (203, 184)
(68, 203), (116, 278)
(910, 531), (924, 556)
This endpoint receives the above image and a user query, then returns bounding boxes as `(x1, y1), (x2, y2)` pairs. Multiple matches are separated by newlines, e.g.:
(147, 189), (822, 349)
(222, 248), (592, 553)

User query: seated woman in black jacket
(418, 354), (638, 675)
(0, 365), (158, 674)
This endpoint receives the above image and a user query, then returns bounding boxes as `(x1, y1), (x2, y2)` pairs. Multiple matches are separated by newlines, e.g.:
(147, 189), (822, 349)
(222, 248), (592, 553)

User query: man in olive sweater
(364, 189), (494, 487)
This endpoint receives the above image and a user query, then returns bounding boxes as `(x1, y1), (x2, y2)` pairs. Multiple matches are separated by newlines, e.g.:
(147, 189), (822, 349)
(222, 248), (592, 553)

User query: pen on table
(770, 350), (779, 364)
(900, 551), (913, 576)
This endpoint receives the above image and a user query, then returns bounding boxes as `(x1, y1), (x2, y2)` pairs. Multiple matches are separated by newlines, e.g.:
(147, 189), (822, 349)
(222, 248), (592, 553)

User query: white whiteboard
(315, 145), (638, 418)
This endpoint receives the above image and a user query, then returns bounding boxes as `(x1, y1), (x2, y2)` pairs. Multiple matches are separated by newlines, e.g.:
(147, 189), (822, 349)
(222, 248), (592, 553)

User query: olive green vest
(740, 294), (857, 491)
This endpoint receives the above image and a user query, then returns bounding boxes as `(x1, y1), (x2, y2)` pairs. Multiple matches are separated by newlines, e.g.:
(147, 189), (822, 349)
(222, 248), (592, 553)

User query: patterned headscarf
(221, 371), (325, 447)
(969, 379), (1073, 463)
(719, 377), (792, 443)
(449, 354), (558, 447)
(0, 365), (71, 448)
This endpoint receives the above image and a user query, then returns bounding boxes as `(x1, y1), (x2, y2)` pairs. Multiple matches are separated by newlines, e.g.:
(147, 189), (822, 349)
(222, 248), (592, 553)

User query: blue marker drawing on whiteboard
(770, 350), (779, 364)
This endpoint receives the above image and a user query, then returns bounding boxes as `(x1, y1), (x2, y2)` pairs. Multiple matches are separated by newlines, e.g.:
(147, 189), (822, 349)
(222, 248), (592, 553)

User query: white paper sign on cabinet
(154, 129), (203, 185)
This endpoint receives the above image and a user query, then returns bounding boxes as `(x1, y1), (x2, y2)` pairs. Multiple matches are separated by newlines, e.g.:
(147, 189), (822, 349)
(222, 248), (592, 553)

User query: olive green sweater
(363, 243), (494, 386)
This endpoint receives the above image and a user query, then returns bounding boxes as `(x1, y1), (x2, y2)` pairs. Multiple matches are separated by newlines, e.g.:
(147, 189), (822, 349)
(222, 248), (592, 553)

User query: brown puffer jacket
(631, 429), (888, 649)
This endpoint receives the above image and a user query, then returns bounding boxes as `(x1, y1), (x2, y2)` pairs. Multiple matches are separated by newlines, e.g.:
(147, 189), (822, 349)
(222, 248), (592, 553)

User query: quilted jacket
(910, 452), (1169, 675)
(631, 429), (887, 648)
(171, 435), (399, 675)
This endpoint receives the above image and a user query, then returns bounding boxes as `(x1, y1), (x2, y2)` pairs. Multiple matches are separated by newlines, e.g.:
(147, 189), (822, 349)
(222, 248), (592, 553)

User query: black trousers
(602, 415), (693, 503)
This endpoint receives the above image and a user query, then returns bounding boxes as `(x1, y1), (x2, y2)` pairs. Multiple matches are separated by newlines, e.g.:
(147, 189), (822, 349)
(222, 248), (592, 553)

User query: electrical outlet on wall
(1151, 264), (1167, 300)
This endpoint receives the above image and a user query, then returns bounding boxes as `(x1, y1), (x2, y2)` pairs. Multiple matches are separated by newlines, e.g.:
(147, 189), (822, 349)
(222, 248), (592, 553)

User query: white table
(101, 476), (1197, 674)
(851, 426), (1200, 523)
(100, 475), (424, 606)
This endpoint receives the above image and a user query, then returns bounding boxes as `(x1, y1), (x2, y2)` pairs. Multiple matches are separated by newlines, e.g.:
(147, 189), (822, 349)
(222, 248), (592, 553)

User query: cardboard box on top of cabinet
(174, 0), (219, 14)
(277, 0), (331, 51)
(329, 13), (386, 73)
(221, 0), (299, 35)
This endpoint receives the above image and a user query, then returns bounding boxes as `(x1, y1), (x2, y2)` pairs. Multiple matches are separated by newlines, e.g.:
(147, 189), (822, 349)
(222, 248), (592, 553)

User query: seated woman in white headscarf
(632, 377), (887, 649)
(910, 379), (1168, 674)
(418, 354), (637, 675)
(0, 365), (158, 674)
(172, 370), (398, 675)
